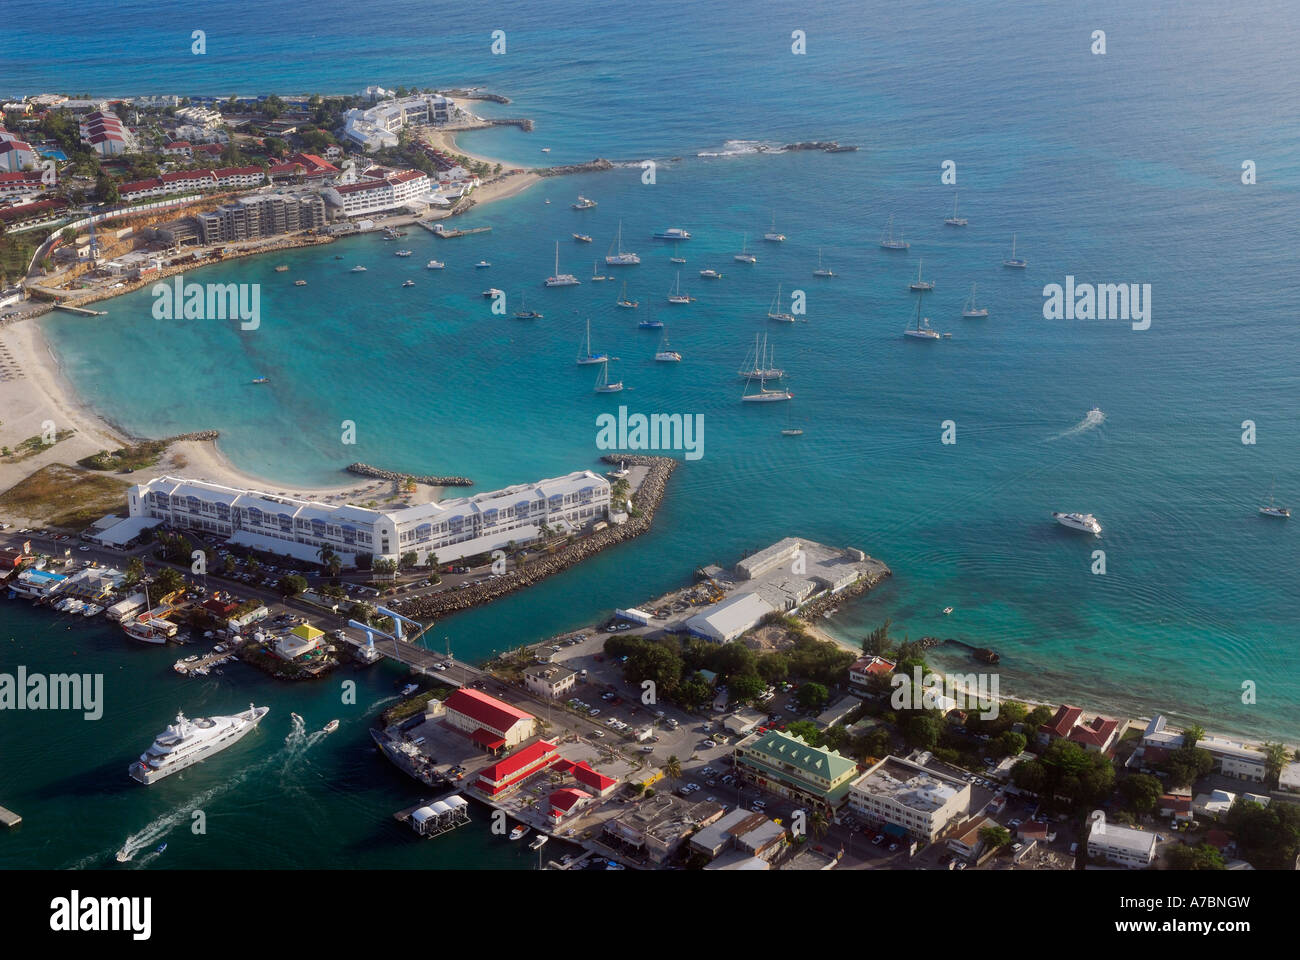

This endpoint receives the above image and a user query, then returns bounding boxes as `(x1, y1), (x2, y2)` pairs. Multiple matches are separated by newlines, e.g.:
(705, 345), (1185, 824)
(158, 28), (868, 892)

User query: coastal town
(0, 80), (1295, 883)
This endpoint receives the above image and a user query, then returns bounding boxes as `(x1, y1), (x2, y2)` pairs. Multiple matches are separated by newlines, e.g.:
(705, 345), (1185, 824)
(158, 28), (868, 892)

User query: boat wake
(1048, 408), (1106, 441)
(104, 769), (253, 866)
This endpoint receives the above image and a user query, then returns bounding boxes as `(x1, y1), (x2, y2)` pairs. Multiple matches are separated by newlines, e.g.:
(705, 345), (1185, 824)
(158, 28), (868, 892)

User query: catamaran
(903, 296), (941, 340)
(813, 248), (835, 277)
(944, 193), (968, 226)
(880, 215), (909, 250)
(738, 333), (784, 379)
(767, 284), (795, 323)
(734, 233), (757, 263)
(667, 272), (695, 304)
(962, 283), (988, 318)
(594, 362), (623, 393)
(616, 281), (638, 308)
(655, 333), (682, 362)
(763, 211), (786, 242)
(605, 220), (640, 265)
(576, 319), (609, 364)
(544, 241), (580, 286)
(909, 259), (935, 291)
(1003, 234), (1027, 268)
(653, 227), (691, 241)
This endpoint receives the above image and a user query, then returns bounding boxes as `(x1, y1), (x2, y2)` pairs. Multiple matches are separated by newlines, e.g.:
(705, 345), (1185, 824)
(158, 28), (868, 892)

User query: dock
(422, 222), (492, 238)
(392, 794), (471, 837)
(0, 805), (21, 828)
(54, 304), (107, 316)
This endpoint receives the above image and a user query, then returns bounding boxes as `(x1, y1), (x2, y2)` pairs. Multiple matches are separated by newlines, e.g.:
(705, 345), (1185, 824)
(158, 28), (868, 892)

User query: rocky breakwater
(797, 558), (892, 623)
(535, 158), (615, 178)
(346, 463), (473, 487)
(781, 141), (858, 153)
(397, 456), (679, 620)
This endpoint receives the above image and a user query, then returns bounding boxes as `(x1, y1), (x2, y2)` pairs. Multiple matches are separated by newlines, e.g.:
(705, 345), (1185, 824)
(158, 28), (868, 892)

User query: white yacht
(763, 211), (786, 242)
(742, 376), (793, 402)
(962, 283), (988, 318)
(605, 220), (640, 265)
(813, 248), (835, 277)
(667, 272), (695, 304)
(909, 259), (935, 291)
(734, 233), (757, 263)
(653, 227), (691, 241)
(655, 333), (682, 362)
(1053, 512), (1102, 535)
(1260, 482), (1290, 518)
(426, 260), (445, 269)
(350, 265), (367, 272)
(128, 706), (269, 784)
(594, 363), (623, 393)
(576, 319), (609, 365)
(739, 333), (784, 379)
(395, 250), (413, 257)
(572, 195), (598, 210)
(544, 241), (581, 286)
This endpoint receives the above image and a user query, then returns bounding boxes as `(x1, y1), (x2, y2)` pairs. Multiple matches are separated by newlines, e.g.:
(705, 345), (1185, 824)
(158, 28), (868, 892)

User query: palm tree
(664, 755), (682, 794)
(809, 810), (829, 841)
(1183, 724), (1205, 749)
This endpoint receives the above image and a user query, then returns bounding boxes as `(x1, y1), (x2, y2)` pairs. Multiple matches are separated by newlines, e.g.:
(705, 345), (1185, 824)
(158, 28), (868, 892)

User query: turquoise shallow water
(3, 0), (1299, 869)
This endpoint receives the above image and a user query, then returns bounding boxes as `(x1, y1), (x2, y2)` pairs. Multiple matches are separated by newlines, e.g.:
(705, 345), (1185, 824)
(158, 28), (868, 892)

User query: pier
(0, 805), (21, 828)
(422, 222), (493, 238)
(53, 304), (106, 316)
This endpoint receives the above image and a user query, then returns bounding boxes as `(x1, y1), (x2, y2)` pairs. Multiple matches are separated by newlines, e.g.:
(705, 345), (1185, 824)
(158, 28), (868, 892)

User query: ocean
(2, 0), (1299, 869)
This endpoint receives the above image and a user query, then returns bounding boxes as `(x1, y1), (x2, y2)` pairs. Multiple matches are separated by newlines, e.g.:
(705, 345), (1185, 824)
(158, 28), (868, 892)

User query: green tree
(277, 574), (308, 597)
(399, 551), (418, 571)
(797, 682), (829, 712)
(1261, 741), (1290, 786)
(124, 556), (145, 586)
(810, 811), (830, 840)
(729, 673), (766, 703)
(1166, 843), (1226, 870)
(153, 566), (185, 596)
(1163, 746), (1214, 789)
(787, 720), (823, 746)
(994, 730), (1027, 758)
(1118, 773), (1164, 815)
(979, 825), (1011, 851)
(755, 652), (789, 685)
(903, 713), (941, 750)
(664, 755), (682, 793)
(1183, 724), (1205, 749)
(862, 618), (892, 656)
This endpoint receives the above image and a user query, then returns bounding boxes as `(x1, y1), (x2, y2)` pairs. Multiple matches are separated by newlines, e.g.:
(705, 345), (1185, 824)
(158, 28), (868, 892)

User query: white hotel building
(324, 170), (432, 216)
(342, 94), (455, 151)
(127, 471), (611, 567)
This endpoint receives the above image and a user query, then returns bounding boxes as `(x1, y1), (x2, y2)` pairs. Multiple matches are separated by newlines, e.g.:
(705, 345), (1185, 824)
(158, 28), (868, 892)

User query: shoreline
(0, 125), (545, 513)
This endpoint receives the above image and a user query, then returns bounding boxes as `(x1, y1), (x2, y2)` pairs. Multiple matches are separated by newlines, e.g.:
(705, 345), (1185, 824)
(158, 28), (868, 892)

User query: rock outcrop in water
(346, 463), (473, 487)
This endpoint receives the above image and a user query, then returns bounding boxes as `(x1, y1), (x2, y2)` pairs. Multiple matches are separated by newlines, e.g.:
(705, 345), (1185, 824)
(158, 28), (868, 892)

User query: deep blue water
(3, 0), (1299, 869)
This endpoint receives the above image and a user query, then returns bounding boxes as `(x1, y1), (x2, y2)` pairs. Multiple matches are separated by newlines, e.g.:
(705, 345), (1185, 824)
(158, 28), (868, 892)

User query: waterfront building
(847, 755), (971, 841)
(1278, 763), (1300, 800)
(127, 470), (611, 566)
(570, 761), (619, 797)
(323, 169), (432, 217)
(341, 94), (455, 150)
(444, 689), (537, 751)
(685, 592), (775, 643)
(194, 192), (327, 244)
(604, 795), (725, 864)
(473, 739), (558, 796)
(1141, 714), (1184, 749)
(522, 663), (577, 700)
(274, 623), (325, 660)
(548, 788), (593, 823)
(1198, 736), (1268, 782)
(848, 655), (896, 691)
(734, 729), (859, 814)
(1086, 810), (1157, 868)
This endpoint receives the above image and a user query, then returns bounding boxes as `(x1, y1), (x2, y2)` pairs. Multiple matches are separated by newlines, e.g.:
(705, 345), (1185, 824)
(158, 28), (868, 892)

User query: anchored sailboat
(903, 295), (941, 340)
(909, 259), (935, 292)
(605, 219), (640, 265)
(655, 332), (682, 362)
(1260, 480), (1291, 518)
(1003, 233), (1027, 268)
(616, 280), (638, 308)
(734, 233), (757, 263)
(944, 193), (968, 226)
(576, 318), (608, 364)
(544, 241), (580, 286)
(738, 333), (784, 379)
(763, 211), (786, 242)
(594, 362), (623, 393)
(813, 248), (835, 277)
(667, 272), (695, 304)
(961, 283), (988, 318)
(880, 215), (909, 250)
(513, 291), (542, 320)
(767, 283), (795, 323)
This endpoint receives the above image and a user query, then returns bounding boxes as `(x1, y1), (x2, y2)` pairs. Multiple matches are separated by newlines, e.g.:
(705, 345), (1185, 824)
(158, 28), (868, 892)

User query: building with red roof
(162, 141), (193, 158)
(0, 171), (44, 195)
(474, 739), (558, 796)
(443, 688), (536, 749)
(548, 788), (593, 821)
(1036, 704), (1084, 744)
(849, 655), (897, 689)
(571, 760), (619, 797)
(0, 138), (38, 173)
(1068, 715), (1122, 754)
(285, 152), (340, 179)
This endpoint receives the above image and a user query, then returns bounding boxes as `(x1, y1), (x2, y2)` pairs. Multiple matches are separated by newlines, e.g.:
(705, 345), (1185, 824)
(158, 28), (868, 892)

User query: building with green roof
(734, 729), (860, 813)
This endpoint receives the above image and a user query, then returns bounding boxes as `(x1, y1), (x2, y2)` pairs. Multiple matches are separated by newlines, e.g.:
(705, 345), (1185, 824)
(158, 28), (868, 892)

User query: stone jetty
(346, 462), (473, 487)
